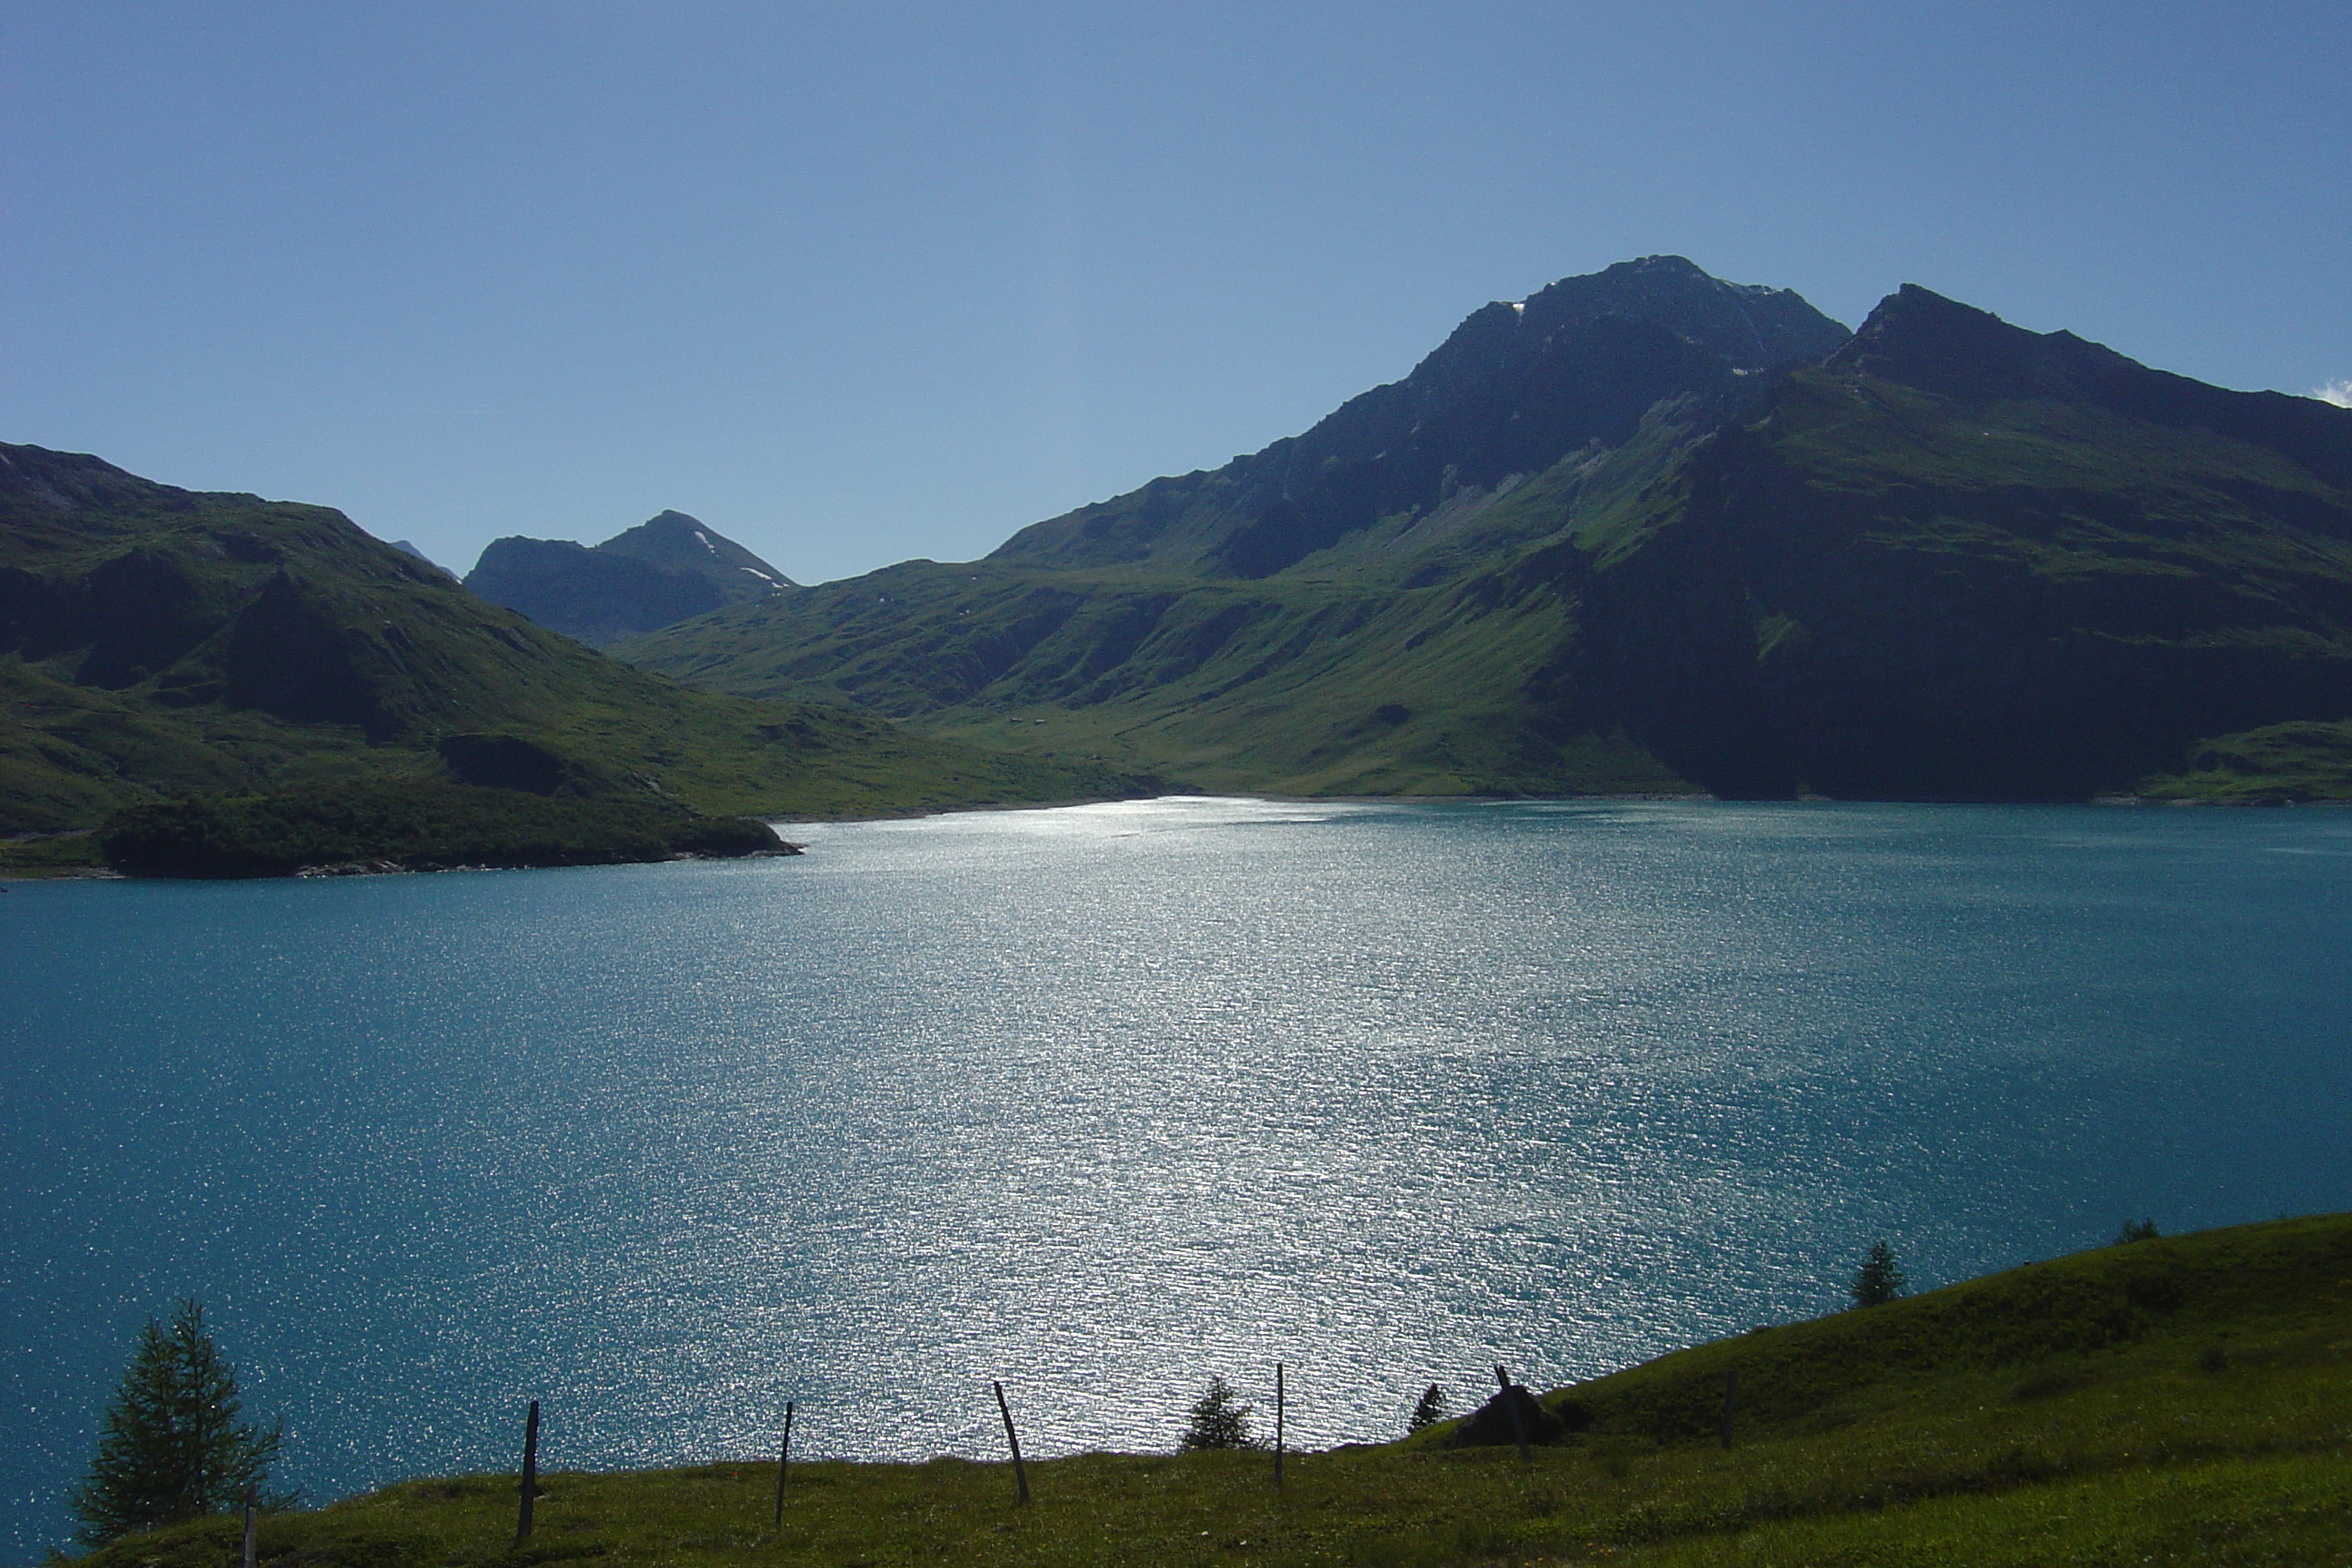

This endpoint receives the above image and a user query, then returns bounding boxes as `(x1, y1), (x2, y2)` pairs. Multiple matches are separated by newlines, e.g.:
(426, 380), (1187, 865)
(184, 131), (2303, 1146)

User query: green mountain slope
(622, 266), (2352, 801)
(0, 444), (1132, 834)
(73, 1213), (2352, 1567)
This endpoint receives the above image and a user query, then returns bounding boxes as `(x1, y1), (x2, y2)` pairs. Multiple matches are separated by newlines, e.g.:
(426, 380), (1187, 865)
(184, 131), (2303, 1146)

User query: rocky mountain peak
(1509, 254), (1852, 373)
(990, 257), (1851, 578)
(596, 510), (796, 590)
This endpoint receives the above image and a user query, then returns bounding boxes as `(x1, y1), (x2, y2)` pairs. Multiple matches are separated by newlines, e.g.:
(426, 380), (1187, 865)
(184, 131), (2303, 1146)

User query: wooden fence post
(240, 1484), (257, 1568)
(1495, 1365), (1530, 1462)
(771, 1400), (795, 1527)
(1273, 1363), (1285, 1490)
(992, 1381), (1030, 1504)
(514, 1399), (541, 1547)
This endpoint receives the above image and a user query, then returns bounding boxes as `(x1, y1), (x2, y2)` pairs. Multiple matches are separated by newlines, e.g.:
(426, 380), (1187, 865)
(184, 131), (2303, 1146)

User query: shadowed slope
(1563, 288), (2352, 798)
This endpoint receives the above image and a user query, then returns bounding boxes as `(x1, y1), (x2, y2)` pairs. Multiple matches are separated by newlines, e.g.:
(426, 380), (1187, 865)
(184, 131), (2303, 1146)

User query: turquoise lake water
(4, 797), (2349, 1559)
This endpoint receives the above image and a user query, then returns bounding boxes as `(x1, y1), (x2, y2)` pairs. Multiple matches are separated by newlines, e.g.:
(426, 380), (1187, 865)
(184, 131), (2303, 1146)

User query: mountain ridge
(618, 260), (2352, 803)
(988, 254), (1849, 580)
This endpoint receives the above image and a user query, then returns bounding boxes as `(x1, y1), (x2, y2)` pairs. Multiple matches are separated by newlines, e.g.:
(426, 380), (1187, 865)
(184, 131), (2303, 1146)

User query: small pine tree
(1178, 1374), (1263, 1451)
(2115, 1218), (2160, 1244)
(70, 1299), (288, 1545)
(1849, 1240), (1906, 1308)
(1406, 1383), (1449, 1434)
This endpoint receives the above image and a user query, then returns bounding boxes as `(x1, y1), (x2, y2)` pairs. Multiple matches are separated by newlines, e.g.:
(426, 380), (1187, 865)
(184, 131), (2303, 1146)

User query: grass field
(72, 1215), (2352, 1567)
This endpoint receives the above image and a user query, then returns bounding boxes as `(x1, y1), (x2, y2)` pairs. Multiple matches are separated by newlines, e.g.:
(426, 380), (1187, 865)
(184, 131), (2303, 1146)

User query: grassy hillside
(0, 444), (1140, 837)
(2136, 719), (2352, 802)
(622, 552), (1690, 799)
(76, 1214), (2352, 1566)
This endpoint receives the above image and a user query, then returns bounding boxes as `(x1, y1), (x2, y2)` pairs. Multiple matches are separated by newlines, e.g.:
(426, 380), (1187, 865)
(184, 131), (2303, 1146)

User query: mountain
(617, 260), (2352, 801)
(386, 539), (455, 577)
(991, 254), (1848, 580)
(0, 445), (1135, 835)
(1563, 285), (2352, 799)
(598, 510), (797, 595)
(465, 511), (795, 646)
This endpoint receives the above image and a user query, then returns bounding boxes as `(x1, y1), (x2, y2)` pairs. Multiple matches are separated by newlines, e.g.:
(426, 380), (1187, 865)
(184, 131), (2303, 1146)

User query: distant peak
(387, 539), (456, 578)
(612, 510), (711, 546)
(625, 511), (721, 554)
(593, 510), (798, 591)
(1828, 284), (2093, 401)
(1613, 253), (1710, 276)
(1873, 282), (1999, 327)
(1498, 255), (1851, 374)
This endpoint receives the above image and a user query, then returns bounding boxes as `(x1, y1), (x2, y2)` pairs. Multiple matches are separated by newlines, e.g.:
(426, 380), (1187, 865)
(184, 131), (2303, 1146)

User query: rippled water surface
(5, 798), (2350, 1558)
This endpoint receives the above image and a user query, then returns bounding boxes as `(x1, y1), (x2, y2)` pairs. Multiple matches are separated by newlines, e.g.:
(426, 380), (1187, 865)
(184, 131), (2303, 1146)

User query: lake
(4, 797), (2349, 1561)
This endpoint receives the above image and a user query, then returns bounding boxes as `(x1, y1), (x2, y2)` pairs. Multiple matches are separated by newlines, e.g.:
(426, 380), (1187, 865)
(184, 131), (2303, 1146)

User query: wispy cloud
(2315, 380), (2352, 407)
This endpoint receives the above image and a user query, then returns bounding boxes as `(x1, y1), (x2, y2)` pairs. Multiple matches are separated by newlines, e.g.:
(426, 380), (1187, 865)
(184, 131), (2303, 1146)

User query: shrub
(1178, 1375), (1263, 1451)
(2115, 1218), (2161, 1244)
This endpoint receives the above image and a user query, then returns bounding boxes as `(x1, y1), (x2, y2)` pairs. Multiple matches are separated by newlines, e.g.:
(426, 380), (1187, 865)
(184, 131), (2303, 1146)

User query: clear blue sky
(4, 2), (2347, 583)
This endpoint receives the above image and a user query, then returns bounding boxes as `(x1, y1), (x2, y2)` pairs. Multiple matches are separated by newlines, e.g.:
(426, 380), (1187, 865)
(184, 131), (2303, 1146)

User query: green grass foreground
(79, 1216), (2352, 1567)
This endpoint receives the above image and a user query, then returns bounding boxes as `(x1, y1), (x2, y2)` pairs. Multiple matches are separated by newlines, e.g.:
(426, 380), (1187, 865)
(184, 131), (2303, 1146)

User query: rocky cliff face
(465, 512), (792, 646)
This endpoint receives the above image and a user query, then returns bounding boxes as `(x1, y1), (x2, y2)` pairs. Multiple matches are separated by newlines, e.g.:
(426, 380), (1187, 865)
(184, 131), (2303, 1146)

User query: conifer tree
(70, 1299), (288, 1545)
(1406, 1382), (1449, 1434)
(1178, 1374), (1263, 1451)
(1849, 1240), (1906, 1308)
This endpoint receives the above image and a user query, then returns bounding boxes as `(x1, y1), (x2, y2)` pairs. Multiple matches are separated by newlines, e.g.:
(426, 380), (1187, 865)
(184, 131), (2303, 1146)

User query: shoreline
(15, 788), (2346, 882)
(762, 785), (2352, 833)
